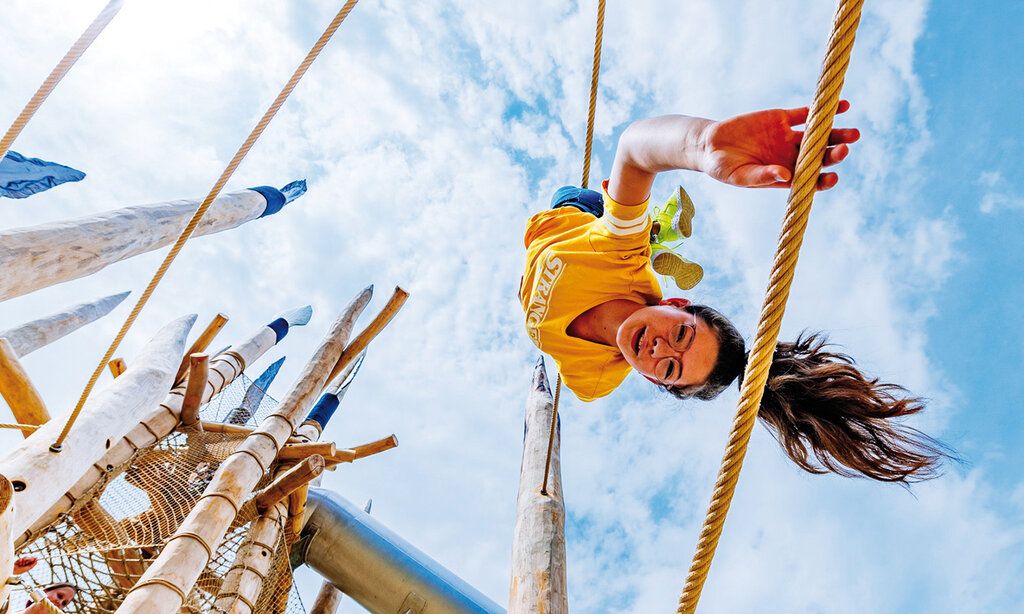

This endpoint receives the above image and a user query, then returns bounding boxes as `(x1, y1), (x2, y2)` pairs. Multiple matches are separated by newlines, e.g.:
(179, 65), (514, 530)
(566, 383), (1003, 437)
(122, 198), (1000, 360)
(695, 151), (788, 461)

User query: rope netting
(11, 374), (305, 614)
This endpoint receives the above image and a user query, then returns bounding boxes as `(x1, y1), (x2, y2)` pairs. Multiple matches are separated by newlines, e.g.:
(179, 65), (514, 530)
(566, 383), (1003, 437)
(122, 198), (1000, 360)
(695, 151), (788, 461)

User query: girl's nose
(651, 336), (675, 358)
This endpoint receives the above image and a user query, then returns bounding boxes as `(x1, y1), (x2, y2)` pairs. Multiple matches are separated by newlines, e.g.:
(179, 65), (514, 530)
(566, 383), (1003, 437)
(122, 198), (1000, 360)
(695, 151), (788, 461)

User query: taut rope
(52, 0), (362, 450)
(676, 1), (865, 611)
(0, 0), (124, 161)
(542, 0), (606, 496)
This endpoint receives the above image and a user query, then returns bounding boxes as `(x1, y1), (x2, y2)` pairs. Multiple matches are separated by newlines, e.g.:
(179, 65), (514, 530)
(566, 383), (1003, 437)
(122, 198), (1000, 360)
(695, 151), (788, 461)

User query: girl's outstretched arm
(608, 102), (860, 205)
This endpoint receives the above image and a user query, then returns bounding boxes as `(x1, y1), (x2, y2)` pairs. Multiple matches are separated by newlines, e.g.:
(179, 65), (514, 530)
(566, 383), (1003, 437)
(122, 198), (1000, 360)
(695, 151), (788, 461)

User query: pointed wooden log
(19, 306), (312, 545)
(310, 580), (344, 614)
(108, 357), (127, 378)
(0, 291), (130, 357)
(323, 286), (408, 389)
(0, 476), (13, 610)
(0, 186), (302, 302)
(0, 314), (195, 539)
(509, 357), (568, 614)
(0, 338), (50, 433)
(179, 354), (209, 430)
(254, 455), (325, 514)
(119, 288), (375, 613)
(174, 313), (228, 385)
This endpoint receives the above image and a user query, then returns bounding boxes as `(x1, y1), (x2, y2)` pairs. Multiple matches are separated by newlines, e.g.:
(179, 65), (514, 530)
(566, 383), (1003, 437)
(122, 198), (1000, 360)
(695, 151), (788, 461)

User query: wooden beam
(0, 337), (50, 434)
(179, 353), (209, 430)
(0, 315), (194, 540)
(323, 286), (408, 390)
(277, 442), (336, 461)
(0, 188), (301, 303)
(351, 434), (398, 459)
(0, 291), (130, 358)
(174, 314), (228, 385)
(108, 357), (127, 378)
(509, 357), (568, 614)
(253, 455), (324, 514)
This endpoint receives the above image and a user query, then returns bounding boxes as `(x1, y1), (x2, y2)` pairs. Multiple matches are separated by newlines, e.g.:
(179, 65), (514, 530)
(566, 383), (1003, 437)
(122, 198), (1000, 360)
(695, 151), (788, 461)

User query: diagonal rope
(676, 1), (865, 611)
(580, 0), (607, 191)
(0, 422), (39, 433)
(51, 0), (362, 451)
(0, 0), (124, 162)
(542, 0), (606, 496)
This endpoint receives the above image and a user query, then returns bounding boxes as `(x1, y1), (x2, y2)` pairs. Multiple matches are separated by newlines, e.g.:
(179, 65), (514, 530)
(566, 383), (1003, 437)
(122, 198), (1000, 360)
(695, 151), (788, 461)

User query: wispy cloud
(979, 170), (1024, 213)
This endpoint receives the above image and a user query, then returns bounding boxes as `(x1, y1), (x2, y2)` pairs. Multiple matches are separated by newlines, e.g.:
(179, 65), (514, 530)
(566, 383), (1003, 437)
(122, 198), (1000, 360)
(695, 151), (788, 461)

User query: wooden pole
(179, 353), (209, 430)
(509, 357), (568, 614)
(210, 289), (370, 614)
(119, 288), (374, 613)
(0, 188), (303, 303)
(0, 338), (50, 434)
(174, 314), (228, 385)
(254, 455), (325, 514)
(108, 357), (127, 378)
(0, 315), (195, 540)
(323, 286), (408, 389)
(309, 580), (344, 614)
(277, 442), (336, 461)
(19, 308), (308, 545)
(0, 291), (130, 358)
(351, 434), (398, 459)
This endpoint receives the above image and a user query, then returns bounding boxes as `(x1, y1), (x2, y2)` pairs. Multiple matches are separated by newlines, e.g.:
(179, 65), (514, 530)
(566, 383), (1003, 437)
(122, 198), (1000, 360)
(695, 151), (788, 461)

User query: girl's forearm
(608, 115), (713, 205)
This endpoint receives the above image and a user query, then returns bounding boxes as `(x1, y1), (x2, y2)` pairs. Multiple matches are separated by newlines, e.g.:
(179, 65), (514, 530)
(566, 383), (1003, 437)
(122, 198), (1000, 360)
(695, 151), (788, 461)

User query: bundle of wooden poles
(0, 192), (407, 612)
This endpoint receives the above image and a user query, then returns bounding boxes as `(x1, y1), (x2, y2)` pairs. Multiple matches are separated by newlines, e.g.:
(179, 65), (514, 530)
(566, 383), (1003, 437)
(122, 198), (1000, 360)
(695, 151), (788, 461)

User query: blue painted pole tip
(279, 305), (313, 327)
(281, 179), (307, 204)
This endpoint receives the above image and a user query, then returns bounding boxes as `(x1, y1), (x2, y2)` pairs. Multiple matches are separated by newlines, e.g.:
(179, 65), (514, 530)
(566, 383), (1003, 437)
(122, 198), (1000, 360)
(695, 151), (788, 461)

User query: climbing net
(11, 375), (305, 614)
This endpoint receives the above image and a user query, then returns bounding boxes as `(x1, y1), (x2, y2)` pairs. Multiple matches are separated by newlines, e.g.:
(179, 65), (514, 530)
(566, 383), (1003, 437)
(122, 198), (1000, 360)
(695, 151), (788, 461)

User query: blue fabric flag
(0, 151), (85, 199)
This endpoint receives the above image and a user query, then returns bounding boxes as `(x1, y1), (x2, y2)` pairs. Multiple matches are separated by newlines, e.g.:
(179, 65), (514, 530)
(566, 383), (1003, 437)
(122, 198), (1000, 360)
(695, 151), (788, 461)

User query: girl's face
(615, 304), (719, 388)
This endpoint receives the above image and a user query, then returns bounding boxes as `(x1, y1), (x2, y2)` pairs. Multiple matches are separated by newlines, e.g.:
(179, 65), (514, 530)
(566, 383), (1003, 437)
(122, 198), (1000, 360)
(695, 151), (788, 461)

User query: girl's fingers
(822, 143), (849, 167)
(816, 172), (839, 190)
(829, 127), (860, 145)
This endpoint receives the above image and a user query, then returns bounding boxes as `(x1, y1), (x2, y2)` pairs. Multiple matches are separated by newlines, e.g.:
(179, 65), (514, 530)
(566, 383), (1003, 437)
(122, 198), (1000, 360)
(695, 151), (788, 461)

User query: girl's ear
(659, 297), (691, 309)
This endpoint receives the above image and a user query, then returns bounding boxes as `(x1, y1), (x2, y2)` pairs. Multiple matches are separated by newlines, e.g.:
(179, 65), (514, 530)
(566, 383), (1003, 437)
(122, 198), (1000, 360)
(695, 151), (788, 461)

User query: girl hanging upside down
(519, 102), (951, 483)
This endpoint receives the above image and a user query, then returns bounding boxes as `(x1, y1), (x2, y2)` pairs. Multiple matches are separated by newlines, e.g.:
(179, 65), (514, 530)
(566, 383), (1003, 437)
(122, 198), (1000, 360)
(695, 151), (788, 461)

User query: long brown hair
(665, 304), (953, 484)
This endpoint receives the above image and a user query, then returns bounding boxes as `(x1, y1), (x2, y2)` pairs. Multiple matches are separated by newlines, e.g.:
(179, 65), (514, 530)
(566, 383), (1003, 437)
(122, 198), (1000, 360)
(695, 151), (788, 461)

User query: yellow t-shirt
(520, 181), (662, 401)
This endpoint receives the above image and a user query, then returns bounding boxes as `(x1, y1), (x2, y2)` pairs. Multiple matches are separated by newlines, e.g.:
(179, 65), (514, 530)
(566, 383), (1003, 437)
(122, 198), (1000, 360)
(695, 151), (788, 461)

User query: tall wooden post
(310, 581), (344, 614)
(509, 357), (568, 614)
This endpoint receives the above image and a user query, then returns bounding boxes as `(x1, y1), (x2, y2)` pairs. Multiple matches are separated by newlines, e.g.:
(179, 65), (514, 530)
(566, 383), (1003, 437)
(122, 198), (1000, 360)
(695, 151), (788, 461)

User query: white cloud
(978, 170), (1024, 213)
(2, 1), (1021, 613)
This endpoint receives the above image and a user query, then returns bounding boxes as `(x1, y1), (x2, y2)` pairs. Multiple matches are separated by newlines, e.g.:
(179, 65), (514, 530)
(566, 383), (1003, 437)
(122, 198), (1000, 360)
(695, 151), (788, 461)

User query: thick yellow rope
(676, 1), (865, 611)
(543, 0), (606, 494)
(0, 0), (124, 162)
(580, 0), (607, 190)
(0, 422), (39, 434)
(51, 0), (361, 450)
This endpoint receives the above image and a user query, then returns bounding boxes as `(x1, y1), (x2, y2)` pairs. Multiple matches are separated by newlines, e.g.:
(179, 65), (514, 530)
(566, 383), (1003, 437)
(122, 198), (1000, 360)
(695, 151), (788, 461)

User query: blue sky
(1, 1), (1022, 612)
(914, 0), (1024, 489)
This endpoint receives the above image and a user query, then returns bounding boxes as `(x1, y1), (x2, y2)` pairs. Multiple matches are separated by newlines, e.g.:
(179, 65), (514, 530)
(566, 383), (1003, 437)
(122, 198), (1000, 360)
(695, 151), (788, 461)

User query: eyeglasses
(657, 313), (698, 384)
